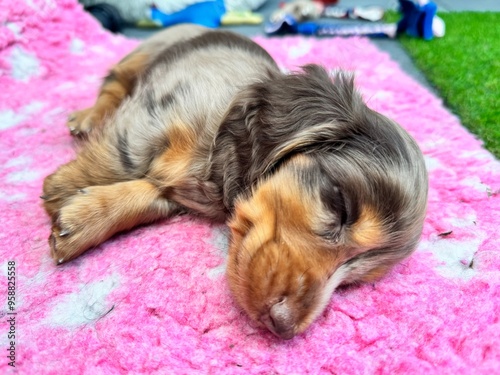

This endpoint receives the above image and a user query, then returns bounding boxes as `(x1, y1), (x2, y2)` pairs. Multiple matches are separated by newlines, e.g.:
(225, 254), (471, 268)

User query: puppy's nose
(262, 299), (296, 339)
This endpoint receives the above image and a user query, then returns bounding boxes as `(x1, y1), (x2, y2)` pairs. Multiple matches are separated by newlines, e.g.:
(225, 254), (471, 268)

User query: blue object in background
(150, 0), (226, 28)
(397, 0), (437, 40)
(265, 17), (396, 38)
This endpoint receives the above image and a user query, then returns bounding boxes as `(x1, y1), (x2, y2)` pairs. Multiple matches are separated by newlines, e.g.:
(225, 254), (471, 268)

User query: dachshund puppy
(42, 25), (428, 339)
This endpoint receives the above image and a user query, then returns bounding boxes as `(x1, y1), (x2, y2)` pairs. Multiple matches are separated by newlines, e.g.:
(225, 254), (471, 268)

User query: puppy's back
(107, 27), (280, 178)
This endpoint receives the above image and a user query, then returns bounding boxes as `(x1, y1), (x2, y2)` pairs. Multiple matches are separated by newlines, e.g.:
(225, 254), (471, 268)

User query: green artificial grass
(386, 11), (500, 158)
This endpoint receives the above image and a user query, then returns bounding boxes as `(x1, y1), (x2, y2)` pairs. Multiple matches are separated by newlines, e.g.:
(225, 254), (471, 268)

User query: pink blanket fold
(0, 1), (499, 373)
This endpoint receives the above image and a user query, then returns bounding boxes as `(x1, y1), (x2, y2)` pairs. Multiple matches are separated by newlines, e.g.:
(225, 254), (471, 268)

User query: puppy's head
(224, 66), (428, 339)
(227, 155), (343, 339)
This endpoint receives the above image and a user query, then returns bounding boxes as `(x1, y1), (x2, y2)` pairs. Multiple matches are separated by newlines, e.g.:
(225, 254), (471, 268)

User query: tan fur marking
(229, 160), (308, 235)
(350, 206), (385, 248)
(231, 196), (277, 252)
(149, 121), (198, 186)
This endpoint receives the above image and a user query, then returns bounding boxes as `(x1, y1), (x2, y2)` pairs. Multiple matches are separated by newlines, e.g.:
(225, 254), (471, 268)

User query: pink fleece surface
(1, 1), (499, 374)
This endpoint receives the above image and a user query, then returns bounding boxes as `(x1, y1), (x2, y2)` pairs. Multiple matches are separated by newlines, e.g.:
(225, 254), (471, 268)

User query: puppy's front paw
(42, 173), (75, 221)
(67, 108), (95, 136)
(48, 188), (106, 264)
(49, 226), (76, 265)
(42, 164), (87, 221)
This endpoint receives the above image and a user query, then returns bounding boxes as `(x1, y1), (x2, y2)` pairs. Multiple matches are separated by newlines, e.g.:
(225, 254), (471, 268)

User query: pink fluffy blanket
(1, 1), (499, 373)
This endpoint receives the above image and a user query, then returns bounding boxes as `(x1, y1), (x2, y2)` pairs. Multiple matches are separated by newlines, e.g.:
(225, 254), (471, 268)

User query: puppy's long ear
(209, 80), (271, 209)
(261, 66), (366, 174)
(210, 65), (365, 209)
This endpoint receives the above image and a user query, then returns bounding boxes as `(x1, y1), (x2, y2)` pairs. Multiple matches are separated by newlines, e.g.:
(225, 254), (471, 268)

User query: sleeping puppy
(42, 24), (428, 339)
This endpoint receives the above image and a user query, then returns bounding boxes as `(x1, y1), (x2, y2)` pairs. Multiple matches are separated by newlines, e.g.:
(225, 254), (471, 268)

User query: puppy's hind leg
(68, 51), (150, 136)
(49, 179), (179, 264)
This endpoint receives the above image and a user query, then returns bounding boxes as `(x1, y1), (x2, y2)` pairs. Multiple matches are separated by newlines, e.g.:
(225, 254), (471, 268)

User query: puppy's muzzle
(261, 298), (296, 340)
